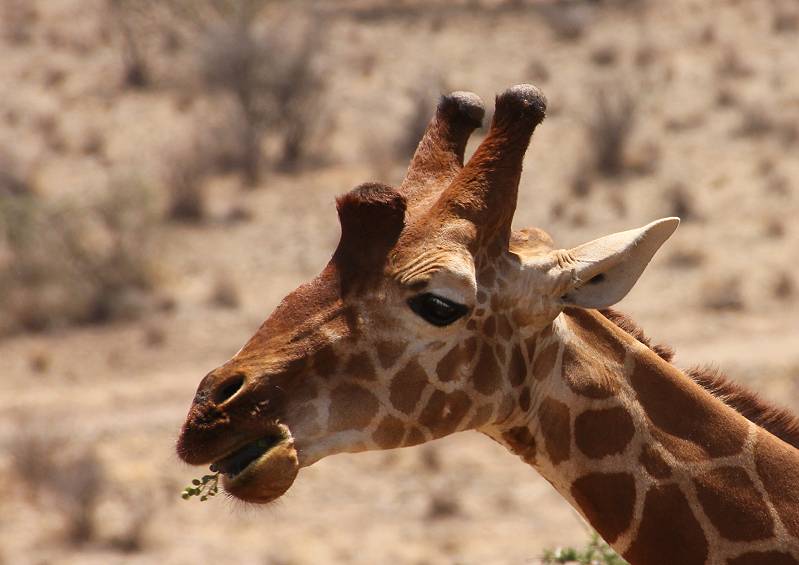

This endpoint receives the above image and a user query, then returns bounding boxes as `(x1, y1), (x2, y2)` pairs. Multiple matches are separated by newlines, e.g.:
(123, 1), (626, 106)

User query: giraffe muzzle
(208, 422), (298, 504)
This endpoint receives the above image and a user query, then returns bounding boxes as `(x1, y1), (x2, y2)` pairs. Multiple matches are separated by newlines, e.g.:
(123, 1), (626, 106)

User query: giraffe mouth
(211, 433), (284, 478)
(211, 424), (299, 503)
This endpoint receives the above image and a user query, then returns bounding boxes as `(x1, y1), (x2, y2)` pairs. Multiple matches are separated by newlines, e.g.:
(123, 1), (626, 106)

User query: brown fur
(334, 182), (406, 293)
(599, 309), (799, 450)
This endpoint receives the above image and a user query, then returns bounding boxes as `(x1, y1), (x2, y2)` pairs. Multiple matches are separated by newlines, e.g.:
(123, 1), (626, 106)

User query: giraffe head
(176, 85), (678, 504)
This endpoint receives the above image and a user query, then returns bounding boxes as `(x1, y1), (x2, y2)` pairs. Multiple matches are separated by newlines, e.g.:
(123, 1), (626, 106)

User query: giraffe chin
(219, 438), (299, 504)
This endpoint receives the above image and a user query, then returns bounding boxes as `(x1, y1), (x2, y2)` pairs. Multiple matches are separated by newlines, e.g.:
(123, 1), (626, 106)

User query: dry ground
(1, 0), (798, 563)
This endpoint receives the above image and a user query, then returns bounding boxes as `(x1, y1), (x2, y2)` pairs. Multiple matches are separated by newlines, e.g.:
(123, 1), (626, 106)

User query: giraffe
(177, 84), (799, 564)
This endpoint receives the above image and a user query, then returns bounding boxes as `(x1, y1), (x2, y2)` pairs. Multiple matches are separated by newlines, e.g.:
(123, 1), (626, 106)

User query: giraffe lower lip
(213, 434), (284, 478)
(218, 432), (300, 504)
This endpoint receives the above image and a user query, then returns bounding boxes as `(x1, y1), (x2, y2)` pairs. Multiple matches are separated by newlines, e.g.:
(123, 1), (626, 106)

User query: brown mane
(600, 308), (799, 450)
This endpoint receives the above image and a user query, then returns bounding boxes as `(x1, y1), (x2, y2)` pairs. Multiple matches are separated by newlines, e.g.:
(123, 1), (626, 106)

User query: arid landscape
(1, 0), (798, 563)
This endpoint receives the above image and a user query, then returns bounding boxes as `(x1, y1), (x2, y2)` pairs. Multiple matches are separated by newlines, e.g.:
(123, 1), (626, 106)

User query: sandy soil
(1, 1), (798, 563)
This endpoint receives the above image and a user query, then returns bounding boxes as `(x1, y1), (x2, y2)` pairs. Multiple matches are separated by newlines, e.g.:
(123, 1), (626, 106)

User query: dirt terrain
(1, 1), (798, 563)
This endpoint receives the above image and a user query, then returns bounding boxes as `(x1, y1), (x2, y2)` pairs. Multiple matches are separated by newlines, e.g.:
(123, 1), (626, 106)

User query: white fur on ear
(557, 217), (680, 309)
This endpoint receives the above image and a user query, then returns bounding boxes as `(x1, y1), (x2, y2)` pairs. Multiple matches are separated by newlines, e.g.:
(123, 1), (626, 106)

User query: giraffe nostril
(214, 374), (246, 405)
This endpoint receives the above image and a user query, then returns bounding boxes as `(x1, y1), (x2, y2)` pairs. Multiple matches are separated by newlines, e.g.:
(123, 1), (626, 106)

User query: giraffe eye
(408, 293), (468, 327)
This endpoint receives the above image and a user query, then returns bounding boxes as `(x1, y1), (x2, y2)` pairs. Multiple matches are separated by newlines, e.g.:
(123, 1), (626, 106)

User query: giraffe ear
(556, 218), (679, 309)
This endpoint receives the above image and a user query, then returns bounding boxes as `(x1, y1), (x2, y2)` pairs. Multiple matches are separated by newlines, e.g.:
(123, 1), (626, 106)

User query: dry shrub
(590, 45), (618, 67)
(527, 58), (550, 84)
(209, 274), (240, 309)
(634, 44), (658, 68)
(716, 47), (754, 79)
(0, 151), (32, 197)
(701, 276), (745, 312)
(735, 106), (775, 138)
(0, 178), (159, 335)
(426, 490), (461, 520)
(28, 350), (52, 373)
(666, 247), (705, 269)
(197, 8), (328, 182)
(165, 146), (208, 222)
(715, 86), (737, 108)
(773, 272), (795, 301)
(108, 495), (154, 553)
(9, 426), (105, 545)
(569, 161), (594, 199)
(764, 218), (785, 239)
(664, 182), (700, 222)
(107, 0), (151, 88)
(1, 0), (37, 45)
(586, 86), (637, 177)
(112, 1), (329, 183)
(765, 174), (790, 196)
(773, 9), (799, 33)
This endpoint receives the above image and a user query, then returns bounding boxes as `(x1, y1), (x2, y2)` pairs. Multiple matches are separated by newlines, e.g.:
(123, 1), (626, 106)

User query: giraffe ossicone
(177, 85), (799, 564)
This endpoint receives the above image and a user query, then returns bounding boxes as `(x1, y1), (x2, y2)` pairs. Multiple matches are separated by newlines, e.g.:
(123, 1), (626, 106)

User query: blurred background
(1, 0), (798, 563)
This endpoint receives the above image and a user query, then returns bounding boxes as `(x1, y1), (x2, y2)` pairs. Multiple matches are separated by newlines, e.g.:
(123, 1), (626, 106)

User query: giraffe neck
(487, 308), (799, 565)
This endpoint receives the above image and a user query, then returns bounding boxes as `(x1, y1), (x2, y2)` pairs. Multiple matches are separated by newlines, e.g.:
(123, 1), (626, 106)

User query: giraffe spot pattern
(538, 397), (570, 464)
(524, 335), (538, 364)
(503, 426), (536, 463)
(376, 341), (406, 369)
(694, 466), (774, 541)
(474, 344), (501, 395)
(313, 344), (340, 377)
(574, 407), (635, 459)
(467, 404), (493, 429)
(328, 384), (379, 432)
(754, 428), (799, 538)
(404, 427), (426, 446)
(509, 344), (526, 386)
(630, 354), (748, 459)
(373, 415), (406, 449)
(570, 472), (635, 543)
(464, 336), (478, 362)
(482, 316), (496, 338)
(390, 359), (428, 414)
(727, 551), (799, 565)
(436, 344), (467, 383)
(494, 342), (507, 365)
(532, 341), (558, 382)
(478, 266), (496, 287)
(419, 389), (472, 437)
(639, 444), (672, 479)
(344, 351), (375, 380)
(518, 386), (531, 412)
(561, 346), (619, 399)
(623, 484), (708, 565)
(498, 315), (513, 340)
